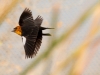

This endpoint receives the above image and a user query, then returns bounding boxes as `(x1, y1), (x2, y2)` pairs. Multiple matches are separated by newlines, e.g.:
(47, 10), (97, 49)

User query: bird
(12, 8), (54, 58)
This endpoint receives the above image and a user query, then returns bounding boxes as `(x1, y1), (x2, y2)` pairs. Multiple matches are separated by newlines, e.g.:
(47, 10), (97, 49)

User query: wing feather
(19, 8), (33, 26)
(34, 15), (43, 26)
(21, 14), (40, 58)
(24, 30), (42, 58)
(20, 10), (43, 58)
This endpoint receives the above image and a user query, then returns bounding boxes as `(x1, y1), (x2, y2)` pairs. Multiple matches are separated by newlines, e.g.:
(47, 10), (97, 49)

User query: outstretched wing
(34, 15), (43, 26)
(21, 15), (43, 58)
(19, 8), (33, 26)
(24, 30), (42, 58)
(20, 15), (40, 58)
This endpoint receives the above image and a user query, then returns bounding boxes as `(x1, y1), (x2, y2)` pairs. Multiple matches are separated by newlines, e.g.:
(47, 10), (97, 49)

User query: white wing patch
(22, 36), (26, 45)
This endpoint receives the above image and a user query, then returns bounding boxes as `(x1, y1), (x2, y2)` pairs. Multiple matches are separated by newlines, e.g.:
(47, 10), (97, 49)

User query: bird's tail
(42, 33), (51, 36)
(41, 27), (54, 30)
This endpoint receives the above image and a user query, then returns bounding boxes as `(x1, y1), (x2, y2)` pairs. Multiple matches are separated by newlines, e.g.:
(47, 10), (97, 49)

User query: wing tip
(25, 54), (36, 59)
(24, 8), (32, 13)
(36, 15), (43, 20)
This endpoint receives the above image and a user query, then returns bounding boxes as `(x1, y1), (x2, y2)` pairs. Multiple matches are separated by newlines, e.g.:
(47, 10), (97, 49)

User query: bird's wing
(21, 16), (35, 36)
(33, 30), (42, 56)
(24, 30), (42, 58)
(19, 8), (33, 26)
(34, 15), (43, 26)
(20, 15), (40, 58)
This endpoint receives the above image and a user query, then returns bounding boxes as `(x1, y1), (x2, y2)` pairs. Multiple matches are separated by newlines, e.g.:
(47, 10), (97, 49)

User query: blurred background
(0, 0), (100, 75)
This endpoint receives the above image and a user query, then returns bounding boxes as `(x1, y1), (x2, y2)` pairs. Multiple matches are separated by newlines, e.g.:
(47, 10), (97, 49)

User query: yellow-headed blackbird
(12, 8), (53, 58)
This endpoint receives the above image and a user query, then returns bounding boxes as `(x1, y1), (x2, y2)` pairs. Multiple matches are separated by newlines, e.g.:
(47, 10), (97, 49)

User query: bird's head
(12, 26), (22, 36)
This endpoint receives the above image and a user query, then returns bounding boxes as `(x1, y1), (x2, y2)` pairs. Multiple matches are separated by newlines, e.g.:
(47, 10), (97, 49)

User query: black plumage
(13, 8), (53, 58)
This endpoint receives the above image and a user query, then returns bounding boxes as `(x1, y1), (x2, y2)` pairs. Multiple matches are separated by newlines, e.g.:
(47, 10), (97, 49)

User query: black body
(19, 8), (52, 58)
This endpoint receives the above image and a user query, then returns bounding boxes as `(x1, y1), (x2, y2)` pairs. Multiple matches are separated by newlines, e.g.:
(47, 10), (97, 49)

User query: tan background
(0, 0), (100, 75)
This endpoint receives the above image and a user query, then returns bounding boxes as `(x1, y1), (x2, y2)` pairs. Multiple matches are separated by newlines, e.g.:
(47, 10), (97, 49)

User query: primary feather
(19, 8), (33, 26)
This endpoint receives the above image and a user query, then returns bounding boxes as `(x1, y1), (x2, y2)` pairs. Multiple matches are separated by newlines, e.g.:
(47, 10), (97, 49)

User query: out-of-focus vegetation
(0, 0), (22, 24)
(0, 0), (100, 75)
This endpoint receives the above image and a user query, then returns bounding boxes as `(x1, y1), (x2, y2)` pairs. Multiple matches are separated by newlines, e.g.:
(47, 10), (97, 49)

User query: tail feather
(42, 33), (51, 36)
(41, 27), (54, 30)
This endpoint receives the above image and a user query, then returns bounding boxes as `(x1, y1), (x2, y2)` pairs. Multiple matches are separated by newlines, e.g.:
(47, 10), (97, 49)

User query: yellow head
(12, 26), (22, 36)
